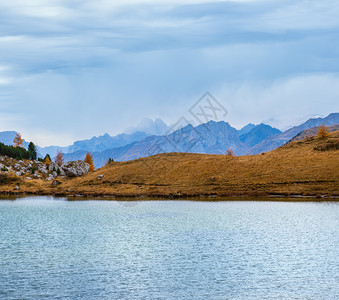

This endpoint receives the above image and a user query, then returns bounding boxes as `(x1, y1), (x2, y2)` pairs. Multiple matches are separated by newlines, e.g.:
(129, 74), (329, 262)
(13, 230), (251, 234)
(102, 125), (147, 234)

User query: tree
(44, 155), (51, 167)
(105, 158), (114, 165)
(28, 142), (37, 160)
(317, 124), (330, 139)
(84, 152), (95, 172)
(13, 132), (24, 148)
(226, 148), (235, 156)
(55, 151), (64, 166)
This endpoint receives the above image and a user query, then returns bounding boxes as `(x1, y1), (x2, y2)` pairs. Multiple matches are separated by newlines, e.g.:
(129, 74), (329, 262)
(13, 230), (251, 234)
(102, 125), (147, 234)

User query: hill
(251, 113), (339, 154)
(290, 124), (339, 142)
(4, 130), (337, 198)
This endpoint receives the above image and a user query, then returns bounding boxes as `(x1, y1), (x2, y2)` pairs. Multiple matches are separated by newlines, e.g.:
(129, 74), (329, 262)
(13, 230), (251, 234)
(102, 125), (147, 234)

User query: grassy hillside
(1, 131), (339, 198)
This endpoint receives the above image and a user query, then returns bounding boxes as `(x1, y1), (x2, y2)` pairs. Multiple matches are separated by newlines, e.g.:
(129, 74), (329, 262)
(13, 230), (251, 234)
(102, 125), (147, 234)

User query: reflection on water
(0, 197), (338, 299)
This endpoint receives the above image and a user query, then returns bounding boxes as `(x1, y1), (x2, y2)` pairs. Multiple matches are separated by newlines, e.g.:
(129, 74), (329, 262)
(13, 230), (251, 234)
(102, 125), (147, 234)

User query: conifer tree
(317, 124), (330, 139)
(55, 151), (64, 166)
(84, 152), (95, 172)
(28, 142), (37, 160)
(44, 155), (51, 166)
(13, 133), (24, 148)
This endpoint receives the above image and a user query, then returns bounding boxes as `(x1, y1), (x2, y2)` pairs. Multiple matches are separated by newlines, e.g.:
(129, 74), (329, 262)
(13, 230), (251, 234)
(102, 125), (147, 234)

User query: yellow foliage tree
(317, 124), (330, 139)
(13, 132), (24, 148)
(84, 152), (95, 172)
(45, 156), (51, 166)
(55, 151), (64, 166)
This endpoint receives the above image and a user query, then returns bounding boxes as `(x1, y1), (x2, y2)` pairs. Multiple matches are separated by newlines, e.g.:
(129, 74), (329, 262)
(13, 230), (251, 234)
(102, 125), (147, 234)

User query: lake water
(0, 197), (338, 299)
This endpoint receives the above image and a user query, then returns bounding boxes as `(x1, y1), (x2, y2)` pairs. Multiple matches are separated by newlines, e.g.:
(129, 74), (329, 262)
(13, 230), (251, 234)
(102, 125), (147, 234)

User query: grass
(1, 131), (338, 199)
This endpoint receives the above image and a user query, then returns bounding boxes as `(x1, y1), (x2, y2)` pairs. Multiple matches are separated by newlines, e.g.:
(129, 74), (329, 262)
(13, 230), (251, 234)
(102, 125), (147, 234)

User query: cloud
(0, 0), (338, 145)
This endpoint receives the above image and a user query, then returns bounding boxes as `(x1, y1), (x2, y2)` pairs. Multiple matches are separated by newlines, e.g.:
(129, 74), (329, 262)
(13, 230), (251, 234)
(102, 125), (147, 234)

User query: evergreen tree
(28, 142), (37, 160)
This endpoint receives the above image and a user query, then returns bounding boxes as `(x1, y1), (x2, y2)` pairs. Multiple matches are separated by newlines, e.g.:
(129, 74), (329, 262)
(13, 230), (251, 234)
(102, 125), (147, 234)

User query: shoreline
(1, 190), (339, 202)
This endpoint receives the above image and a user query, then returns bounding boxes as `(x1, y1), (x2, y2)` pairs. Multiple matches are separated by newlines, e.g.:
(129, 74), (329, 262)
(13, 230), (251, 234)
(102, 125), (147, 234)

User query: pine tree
(84, 152), (95, 172)
(55, 151), (64, 166)
(317, 124), (330, 139)
(13, 133), (24, 148)
(28, 142), (37, 160)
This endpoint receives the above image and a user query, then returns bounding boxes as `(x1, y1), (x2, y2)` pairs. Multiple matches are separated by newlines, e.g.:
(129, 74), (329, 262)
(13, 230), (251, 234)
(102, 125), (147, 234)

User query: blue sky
(0, 0), (338, 146)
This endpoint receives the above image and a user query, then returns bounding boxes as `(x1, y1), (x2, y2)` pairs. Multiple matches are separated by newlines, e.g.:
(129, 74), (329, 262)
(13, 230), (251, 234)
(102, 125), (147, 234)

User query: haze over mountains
(1, 113), (338, 168)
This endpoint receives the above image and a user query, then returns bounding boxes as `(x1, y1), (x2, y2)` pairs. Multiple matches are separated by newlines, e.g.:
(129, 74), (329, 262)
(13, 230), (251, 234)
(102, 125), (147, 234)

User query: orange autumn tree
(13, 132), (24, 148)
(45, 156), (51, 167)
(84, 152), (95, 172)
(55, 151), (64, 166)
(317, 124), (330, 139)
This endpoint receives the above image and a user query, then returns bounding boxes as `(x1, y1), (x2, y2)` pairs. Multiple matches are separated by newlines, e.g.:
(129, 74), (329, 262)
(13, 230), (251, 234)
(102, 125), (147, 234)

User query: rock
(97, 175), (103, 179)
(33, 173), (41, 179)
(51, 180), (61, 186)
(26, 177), (32, 180)
(52, 171), (57, 178)
(14, 186), (20, 190)
(61, 161), (90, 177)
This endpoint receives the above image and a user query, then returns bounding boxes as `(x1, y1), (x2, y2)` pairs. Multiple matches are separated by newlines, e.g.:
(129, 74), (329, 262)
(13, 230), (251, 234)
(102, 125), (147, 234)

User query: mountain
(251, 113), (339, 154)
(238, 124), (256, 136)
(63, 121), (249, 167)
(37, 131), (150, 157)
(240, 124), (281, 148)
(0, 131), (29, 148)
(124, 118), (169, 135)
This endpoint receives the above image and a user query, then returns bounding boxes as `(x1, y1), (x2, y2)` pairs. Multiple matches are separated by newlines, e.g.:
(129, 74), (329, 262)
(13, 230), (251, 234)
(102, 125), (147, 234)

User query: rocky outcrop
(61, 161), (90, 177)
(0, 155), (90, 180)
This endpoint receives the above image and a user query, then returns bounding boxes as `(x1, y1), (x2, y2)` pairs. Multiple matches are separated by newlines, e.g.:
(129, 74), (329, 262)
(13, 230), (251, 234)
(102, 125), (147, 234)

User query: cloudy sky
(0, 0), (338, 146)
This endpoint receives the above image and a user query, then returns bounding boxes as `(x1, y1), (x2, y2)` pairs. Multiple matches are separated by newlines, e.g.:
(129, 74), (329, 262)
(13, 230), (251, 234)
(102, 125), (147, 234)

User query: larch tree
(55, 151), (64, 166)
(44, 155), (51, 167)
(13, 133), (24, 148)
(84, 152), (95, 172)
(317, 124), (330, 139)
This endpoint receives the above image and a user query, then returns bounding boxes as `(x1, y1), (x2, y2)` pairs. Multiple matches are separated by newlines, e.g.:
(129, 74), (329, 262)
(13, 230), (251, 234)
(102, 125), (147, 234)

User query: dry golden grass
(1, 131), (339, 198)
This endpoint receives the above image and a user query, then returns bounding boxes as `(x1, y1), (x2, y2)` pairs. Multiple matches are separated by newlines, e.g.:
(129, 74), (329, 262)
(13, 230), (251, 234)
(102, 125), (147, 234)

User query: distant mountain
(64, 121), (249, 167)
(0, 131), (29, 148)
(240, 124), (281, 148)
(38, 131), (150, 157)
(124, 118), (169, 135)
(251, 113), (339, 154)
(238, 124), (256, 136)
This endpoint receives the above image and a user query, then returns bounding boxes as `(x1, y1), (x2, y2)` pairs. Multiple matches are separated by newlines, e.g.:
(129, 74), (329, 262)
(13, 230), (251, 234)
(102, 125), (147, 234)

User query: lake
(0, 197), (338, 299)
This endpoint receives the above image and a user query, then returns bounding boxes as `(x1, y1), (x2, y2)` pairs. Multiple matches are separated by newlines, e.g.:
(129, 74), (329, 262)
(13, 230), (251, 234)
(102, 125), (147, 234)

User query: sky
(0, 0), (338, 146)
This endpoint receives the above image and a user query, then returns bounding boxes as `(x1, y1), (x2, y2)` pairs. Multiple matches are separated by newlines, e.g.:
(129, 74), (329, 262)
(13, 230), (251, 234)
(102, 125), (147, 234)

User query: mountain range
(1, 113), (338, 168)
